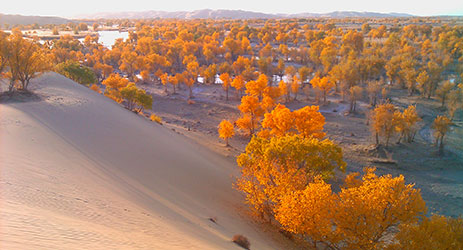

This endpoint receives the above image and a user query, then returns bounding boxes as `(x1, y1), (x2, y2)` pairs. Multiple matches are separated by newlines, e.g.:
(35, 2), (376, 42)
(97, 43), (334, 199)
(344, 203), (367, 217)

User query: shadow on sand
(0, 90), (43, 104)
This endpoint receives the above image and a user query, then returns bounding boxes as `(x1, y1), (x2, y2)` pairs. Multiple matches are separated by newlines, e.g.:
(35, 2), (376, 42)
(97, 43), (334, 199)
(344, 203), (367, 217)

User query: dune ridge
(0, 73), (288, 249)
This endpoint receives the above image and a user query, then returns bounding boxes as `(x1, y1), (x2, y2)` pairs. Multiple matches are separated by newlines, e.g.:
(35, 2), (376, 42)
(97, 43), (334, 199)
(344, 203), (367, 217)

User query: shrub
(232, 234), (250, 250)
(150, 114), (162, 124)
(55, 61), (97, 86)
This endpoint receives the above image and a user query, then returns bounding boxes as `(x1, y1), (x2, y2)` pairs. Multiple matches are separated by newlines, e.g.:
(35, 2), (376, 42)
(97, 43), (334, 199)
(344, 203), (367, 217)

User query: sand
(0, 73), (291, 249)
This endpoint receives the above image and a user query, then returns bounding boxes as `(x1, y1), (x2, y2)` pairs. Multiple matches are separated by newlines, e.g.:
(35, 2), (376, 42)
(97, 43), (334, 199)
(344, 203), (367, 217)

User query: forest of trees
(1, 17), (463, 248)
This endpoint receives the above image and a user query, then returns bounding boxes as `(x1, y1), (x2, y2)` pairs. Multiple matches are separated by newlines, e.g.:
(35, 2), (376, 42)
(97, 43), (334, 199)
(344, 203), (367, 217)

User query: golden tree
(349, 85), (363, 113)
(260, 104), (295, 137)
(311, 76), (335, 104)
(293, 106), (326, 139)
(333, 168), (427, 250)
(275, 178), (335, 249)
(366, 80), (382, 106)
(218, 120), (235, 146)
(219, 73), (232, 101)
(245, 74), (268, 100)
(260, 104), (326, 139)
(432, 115), (452, 154)
(278, 80), (290, 102)
(182, 71), (195, 99)
(371, 103), (396, 146)
(416, 71), (430, 97)
(5, 30), (50, 91)
(231, 75), (245, 98)
(202, 64), (217, 84)
(237, 95), (264, 136)
(102, 73), (129, 103)
(160, 72), (169, 93)
(390, 215), (463, 250)
(291, 75), (301, 101)
(89, 84), (101, 93)
(436, 81), (454, 107)
(236, 135), (345, 221)
(395, 105), (422, 143)
(120, 82), (153, 111)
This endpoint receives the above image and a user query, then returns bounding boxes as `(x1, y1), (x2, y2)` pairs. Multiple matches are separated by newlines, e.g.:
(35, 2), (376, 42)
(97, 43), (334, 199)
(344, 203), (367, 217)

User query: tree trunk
(439, 136), (444, 154)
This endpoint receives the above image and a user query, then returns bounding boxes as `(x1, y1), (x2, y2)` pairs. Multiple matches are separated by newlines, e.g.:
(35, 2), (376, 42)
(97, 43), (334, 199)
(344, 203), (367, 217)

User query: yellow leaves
(432, 115), (452, 139)
(371, 103), (396, 145)
(150, 114), (163, 124)
(245, 74), (268, 99)
(293, 106), (326, 139)
(273, 167), (427, 250)
(275, 178), (335, 241)
(236, 115), (255, 137)
(237, 95), (263, 136)
(290, 75), (300, 97)
(261, 104), (294, 137)
(219, 73), (231, 91)
(311, 75), (336, 103)
(218, 120), (235, 145)
(332, 168), (426, 249)
(160, 73), (169, 86)
(102, 73), (129, 90)
(231, 75), (245, 91)
(89, 84), (101, 94)
(278, 80), (288, 101)
(260, 104), (325, 139)
(391, 215), (463, 250)
(4, 31), (50, 90)
(235, 134), (345, 219)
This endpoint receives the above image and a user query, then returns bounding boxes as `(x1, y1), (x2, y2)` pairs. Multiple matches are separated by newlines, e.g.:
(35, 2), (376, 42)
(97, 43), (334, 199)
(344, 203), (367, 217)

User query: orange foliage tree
(218, 120), (235, 146)
(311, 75), (335, 104)
(371, 103), (396, 146)
(231, 75), (245, 99)
(102, 73), (129, 103)
(5, 29), (50, 91)
(236, 134), (345, 221)
(260, 104), (326, 139)
(245, 74), (268, 100)
(219, 73), (232, 101)
(276, 168), (426, 249)
(236, 95), (264, 136)
(432, 115), (452, 154)
(390, 215), (463, 250)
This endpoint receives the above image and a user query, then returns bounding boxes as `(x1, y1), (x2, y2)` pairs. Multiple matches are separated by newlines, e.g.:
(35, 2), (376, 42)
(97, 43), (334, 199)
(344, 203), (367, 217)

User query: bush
(150, 114), (162, 124)
(55, 61), (97, 86)
(232, 234), (250, 250)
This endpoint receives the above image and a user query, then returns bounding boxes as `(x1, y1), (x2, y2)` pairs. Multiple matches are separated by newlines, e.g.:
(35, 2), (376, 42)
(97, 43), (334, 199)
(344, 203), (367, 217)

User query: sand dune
(0, 73), (288, 249)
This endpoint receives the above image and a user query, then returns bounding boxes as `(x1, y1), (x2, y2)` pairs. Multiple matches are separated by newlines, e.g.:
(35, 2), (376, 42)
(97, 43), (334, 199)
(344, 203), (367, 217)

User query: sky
(1, 0), (462, 17)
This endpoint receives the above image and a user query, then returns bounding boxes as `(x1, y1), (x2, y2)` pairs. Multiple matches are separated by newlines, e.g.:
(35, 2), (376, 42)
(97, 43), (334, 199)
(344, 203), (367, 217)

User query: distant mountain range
(76, 9), (414, 20)
(0, 13), (70, 26)
(0, 10), (415, 26)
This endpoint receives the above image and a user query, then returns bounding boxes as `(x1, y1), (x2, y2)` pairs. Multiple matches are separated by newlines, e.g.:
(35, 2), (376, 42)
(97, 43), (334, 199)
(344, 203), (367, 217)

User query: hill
(76, 9), (413, 19)
(0, 13), (70, 26)
(0, 73), (294, 249)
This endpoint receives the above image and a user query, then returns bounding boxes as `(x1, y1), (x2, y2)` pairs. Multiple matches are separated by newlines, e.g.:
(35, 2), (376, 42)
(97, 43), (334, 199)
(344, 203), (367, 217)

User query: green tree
(55, 61), (97, 86)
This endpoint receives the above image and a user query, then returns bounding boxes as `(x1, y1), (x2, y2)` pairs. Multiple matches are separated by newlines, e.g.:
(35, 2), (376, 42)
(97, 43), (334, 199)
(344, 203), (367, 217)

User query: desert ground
(0, 73), (301, 249)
